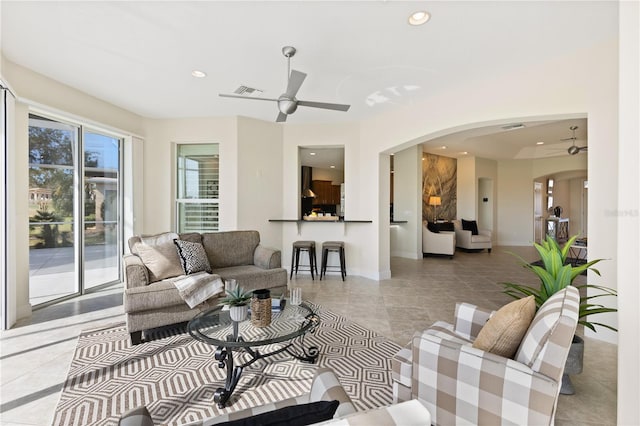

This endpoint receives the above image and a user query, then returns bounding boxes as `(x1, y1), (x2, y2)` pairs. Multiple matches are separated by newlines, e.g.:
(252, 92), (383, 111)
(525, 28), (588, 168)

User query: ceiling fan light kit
(219, 46), (351, 122)
(563, 125), (588, 155)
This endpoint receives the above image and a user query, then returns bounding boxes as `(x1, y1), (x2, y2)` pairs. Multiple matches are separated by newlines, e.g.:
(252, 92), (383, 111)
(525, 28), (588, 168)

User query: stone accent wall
(422, 153), (457, 222)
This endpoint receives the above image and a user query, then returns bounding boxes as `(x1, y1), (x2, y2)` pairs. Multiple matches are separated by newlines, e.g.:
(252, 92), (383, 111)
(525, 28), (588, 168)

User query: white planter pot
(229, 305), (248, 322)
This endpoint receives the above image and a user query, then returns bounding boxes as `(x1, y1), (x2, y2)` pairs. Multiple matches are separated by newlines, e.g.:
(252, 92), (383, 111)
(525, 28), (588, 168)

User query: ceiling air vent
(501, 123), (526, 131)
(233, 86), (264, 97)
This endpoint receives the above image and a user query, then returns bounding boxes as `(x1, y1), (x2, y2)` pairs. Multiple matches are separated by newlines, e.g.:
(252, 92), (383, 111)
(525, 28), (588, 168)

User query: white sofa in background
(422, 222), (455, 258)
(452, 219), (492, 253)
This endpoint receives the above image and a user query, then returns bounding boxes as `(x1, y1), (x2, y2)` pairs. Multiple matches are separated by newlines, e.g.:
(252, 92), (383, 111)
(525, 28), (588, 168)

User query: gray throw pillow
(135, 241), (184, 281)
(174, 239), (212, 275)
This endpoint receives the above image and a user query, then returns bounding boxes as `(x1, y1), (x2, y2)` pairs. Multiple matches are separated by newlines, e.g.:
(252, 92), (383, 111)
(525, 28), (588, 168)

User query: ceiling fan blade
(276, 112), (288, 122)
(219, 93), (279, 102)
(285, 70), (307, 98)
(298, 100), (351, 112)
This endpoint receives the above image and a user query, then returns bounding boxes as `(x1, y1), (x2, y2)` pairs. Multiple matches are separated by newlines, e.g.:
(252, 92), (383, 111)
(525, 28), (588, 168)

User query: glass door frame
(28, 110), (124, 309)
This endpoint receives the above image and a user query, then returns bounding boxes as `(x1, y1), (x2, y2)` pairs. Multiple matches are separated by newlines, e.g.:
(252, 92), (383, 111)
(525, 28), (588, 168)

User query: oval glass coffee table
(188, 302), (320, 408)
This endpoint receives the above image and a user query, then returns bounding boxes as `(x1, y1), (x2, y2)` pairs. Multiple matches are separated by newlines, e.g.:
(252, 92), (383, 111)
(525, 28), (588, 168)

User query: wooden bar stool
(290, 240), (318, 280)
(320, 241), (346, 281)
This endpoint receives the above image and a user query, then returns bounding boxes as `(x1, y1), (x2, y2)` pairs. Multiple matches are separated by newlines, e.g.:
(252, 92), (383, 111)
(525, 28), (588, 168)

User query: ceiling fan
(219, 46), (351, 122)
(561, 125), (588, 155)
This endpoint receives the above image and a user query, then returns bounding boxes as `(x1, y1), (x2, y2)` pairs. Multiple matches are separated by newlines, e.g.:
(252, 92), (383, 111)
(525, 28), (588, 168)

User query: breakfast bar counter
(269, 219), (372, 236)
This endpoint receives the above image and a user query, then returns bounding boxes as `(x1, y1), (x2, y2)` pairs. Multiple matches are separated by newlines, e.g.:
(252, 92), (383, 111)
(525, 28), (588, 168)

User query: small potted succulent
(219, 286), (253, 322)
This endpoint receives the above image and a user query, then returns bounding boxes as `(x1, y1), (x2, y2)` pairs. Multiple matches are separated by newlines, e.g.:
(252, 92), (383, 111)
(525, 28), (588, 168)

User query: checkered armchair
(392, 286), (580, 425)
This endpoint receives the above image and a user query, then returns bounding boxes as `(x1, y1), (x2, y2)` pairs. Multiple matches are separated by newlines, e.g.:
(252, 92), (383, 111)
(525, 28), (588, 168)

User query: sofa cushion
(179, 232), (203, 244)
(215, 265), (287, 293)
(437, 222), (455, 232)
(472, 295), (536, 358)
(202, 231), (260, 268)
(426, 222), (439, 233)
(174, 239), (212, 275)
(217, 400), (339, 426)
(134, 241), (183, 282)
(461, 219), (479, 235)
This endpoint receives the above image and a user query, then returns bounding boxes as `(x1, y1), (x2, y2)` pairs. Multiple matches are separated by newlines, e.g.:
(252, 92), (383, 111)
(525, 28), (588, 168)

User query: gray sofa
(123, 230), (288, 344)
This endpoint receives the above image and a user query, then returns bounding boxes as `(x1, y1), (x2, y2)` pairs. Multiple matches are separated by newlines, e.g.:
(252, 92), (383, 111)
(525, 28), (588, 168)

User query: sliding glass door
(28, 115), (79, 305)
(83, 131), (121, 289)
(28, 114), (122, 306)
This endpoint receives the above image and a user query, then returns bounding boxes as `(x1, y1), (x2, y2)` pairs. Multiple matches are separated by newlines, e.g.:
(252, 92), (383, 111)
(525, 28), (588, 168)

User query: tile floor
(0, 246), (617, 425)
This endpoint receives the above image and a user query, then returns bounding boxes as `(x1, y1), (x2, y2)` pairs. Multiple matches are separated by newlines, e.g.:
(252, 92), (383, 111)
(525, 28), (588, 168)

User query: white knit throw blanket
(173, 272), (224, 308)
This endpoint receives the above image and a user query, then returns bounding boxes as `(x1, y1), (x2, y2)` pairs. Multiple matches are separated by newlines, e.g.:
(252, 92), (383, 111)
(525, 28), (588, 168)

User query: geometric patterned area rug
(52, 304), (402, 426)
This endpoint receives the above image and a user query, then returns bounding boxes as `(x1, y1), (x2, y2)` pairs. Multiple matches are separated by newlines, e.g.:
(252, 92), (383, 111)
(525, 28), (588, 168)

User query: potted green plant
(219, 286), (253, 322)
(501, 234), (617, 394)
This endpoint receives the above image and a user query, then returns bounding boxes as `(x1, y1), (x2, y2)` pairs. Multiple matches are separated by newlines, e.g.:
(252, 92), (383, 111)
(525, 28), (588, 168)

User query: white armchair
(452, 219), (492, 252)
(422, 223), (455, 258)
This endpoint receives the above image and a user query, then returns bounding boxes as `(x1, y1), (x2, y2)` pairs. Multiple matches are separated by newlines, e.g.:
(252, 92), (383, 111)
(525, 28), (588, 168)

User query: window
(176, 144), (219, 232)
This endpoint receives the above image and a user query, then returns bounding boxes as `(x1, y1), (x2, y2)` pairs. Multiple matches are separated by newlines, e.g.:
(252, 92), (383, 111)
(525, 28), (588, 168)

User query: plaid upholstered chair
(391, 286), (580, 425)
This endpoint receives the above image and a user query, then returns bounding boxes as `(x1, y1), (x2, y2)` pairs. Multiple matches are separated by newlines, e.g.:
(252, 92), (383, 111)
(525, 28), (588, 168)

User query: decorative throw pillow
(427, 222), (440, 233)
(218, 400), (339, 426)
(461, 219), (479, 235)
(173, 239), (212, 275)
(437, 222), (455, 232)
(134, 241), (184, 281)
(472, 295), (536, 358)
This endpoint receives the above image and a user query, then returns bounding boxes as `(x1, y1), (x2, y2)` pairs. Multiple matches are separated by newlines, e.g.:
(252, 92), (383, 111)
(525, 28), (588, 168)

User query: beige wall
(2, 58), (144, 136)
(617, 2), (639, 421)
(236, 116), (283, 249)
(141, 117), (238, 234)
(390, 145), (421, 259)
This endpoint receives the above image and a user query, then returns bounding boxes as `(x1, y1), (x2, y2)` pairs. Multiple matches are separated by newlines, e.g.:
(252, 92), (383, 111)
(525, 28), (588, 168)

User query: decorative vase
(560, 334), (584, 395)
(251, 289), (272, 328)
(229, 304), (248, 322)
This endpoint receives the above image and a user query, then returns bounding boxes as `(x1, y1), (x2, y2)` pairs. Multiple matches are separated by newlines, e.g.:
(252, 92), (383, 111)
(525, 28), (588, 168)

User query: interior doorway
(534, 181), (543, 243)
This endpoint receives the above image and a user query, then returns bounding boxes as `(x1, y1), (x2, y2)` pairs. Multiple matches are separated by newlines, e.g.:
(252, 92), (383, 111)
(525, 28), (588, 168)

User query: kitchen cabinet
(312, 180), (340, 205)
(331, 185), (341, 205)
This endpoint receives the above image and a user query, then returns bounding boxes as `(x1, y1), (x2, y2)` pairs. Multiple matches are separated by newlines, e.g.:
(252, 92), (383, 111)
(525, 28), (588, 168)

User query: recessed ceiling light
(330, 165), (335, 169)
(310, 152), (316, 156)
(408, 10), (431, 26)
(441, 146), (447, 150)
(536, 141), (545, 145)
(460, 151), (468, 155)
(191, 70), (207, 78)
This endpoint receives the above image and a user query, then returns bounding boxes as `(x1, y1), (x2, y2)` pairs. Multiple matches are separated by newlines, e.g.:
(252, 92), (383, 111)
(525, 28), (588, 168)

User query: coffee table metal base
(213, 330), (319, 408)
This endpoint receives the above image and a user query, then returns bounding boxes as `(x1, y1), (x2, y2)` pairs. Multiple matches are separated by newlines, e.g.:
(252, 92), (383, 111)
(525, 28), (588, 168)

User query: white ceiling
(1, 1), (617, 159)
(422, 117), (589, 160)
